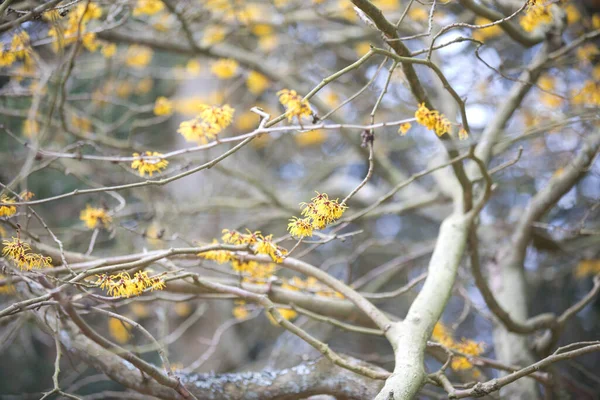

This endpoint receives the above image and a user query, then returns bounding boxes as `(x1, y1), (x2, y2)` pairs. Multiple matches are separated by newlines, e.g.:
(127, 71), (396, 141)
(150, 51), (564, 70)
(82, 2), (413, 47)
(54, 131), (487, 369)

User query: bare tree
(1, 0), (599, 399)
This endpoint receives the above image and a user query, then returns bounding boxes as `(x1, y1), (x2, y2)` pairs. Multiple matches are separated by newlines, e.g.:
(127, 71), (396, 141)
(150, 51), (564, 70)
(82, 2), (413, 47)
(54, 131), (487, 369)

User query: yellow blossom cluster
(278, 89), (312, 122)
(108, 317), (131, 343)
(415, 103), (452, 137)
(80, 205), (112, 229)
(177, 104), (235, 144)
(574, 259), (600, 278)
(153, 97), (173, 116)
(232, 300), (251, 320)
(0, 275), (15, 295)
(472, 17), (502, 42)
(211, 58), (239, 79)
(131, 151), (169, 177)
(246, 71), (270, 95)
(572, 81), (600, 107)
(282, 276), (344, 299)
(47, 3), (103, 53)
(200, 228), (288, 265)
(432, 322), (485, 372)
(125, 45), (153, 68)
(0, 195), (16, 218)
(2, 237), (52, 270)
(95, 271), (166, 298)
(223, 228), (288, 262)
(232, 260), (276, 283)
(200, 239), (236, 264)
(133, 0), (164, 16)
(0, 31), (32, 67)
(266, 307), (298, 326)
(71, 114), (92, 132)
(288, 192), (347, 238)
(202, 26), (227, 46)
(520, 1), (553, 32)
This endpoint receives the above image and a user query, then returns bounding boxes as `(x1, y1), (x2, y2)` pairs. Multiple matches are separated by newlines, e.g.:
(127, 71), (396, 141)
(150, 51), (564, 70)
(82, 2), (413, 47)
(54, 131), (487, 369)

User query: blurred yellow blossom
(186, 59), (201, 76)
(125, 45), (153, 68)
(80, 205), (112, 229)
(246, 71), (270, 95)
(153, 97), (173, 116)
(211, 58), (239, 79)
(0, 195), (16, 218)
(108, 318), (131, 343)
(295, 129), (327, 147)
(133, 0), (164, 16)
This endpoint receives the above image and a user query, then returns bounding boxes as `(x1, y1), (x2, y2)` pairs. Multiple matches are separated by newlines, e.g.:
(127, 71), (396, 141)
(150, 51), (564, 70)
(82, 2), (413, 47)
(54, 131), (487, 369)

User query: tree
(1, 0), (599, 399)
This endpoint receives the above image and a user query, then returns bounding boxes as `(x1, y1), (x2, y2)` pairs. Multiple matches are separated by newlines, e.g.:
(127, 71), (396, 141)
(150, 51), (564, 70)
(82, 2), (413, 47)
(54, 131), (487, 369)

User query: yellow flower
(178, 104), (234, 143)
(408, 7), (428, 22)
(80, 205), (112, 229)
(130, 302), (150, 318)
(131, 151), (169, 177)
(415, 103), (451, 137)
(472, 17), (502, 42)
(199, 240), (236, 264)
(267, 308), (297, 326)
(288, 217), (313, 238)
(235, 110), (259, 130)
(295, 129), (327, 147)
(133, 0), (164, 16)
(232, 300), (249, 320)
(520, 2), (553, 32)
(23, 119), (39, 138)
(574, 260), (600, 278)
(202, 26), (226, 46)
(431, 322), (485, 372)
(211, 58), (239, 79)
(563, 4), (580, 25)
(10, 31), (30, 59)
(198, 104), (235, 128)
(72, 2), (103, 23)
(277, 89), (312, 122)
(354, 41), (372, 57)
(254, 234), (288, 263)
(298, 192), (347, 229)
(222, 229), (260, 245)
(458, 128), (469, 141)
(251, 23), (273, 37)
(0, 195), (16, 218)
(0, 274), (15, 295)
(398, 122), (412, 136)
(116, 81), (132, 98)
(95, 271), (165, 298)
(186, 59), (201, 76)
(82, 32), (99, 52)
(576, 44), (599, 66)
(2, 237), (52, 270)
(125, 45), (153, 68)
(135, 77), (154, 94)
(108, 317), (131, 344)
(178, 119), (215, 143)
(70, 114), (92, 132)
(153, 97), (173, 116)
(101, 43), (117, 58)
(0, 47), (16, 67)
(174, 302), (192, 317)
(246, 71), (270, 95)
